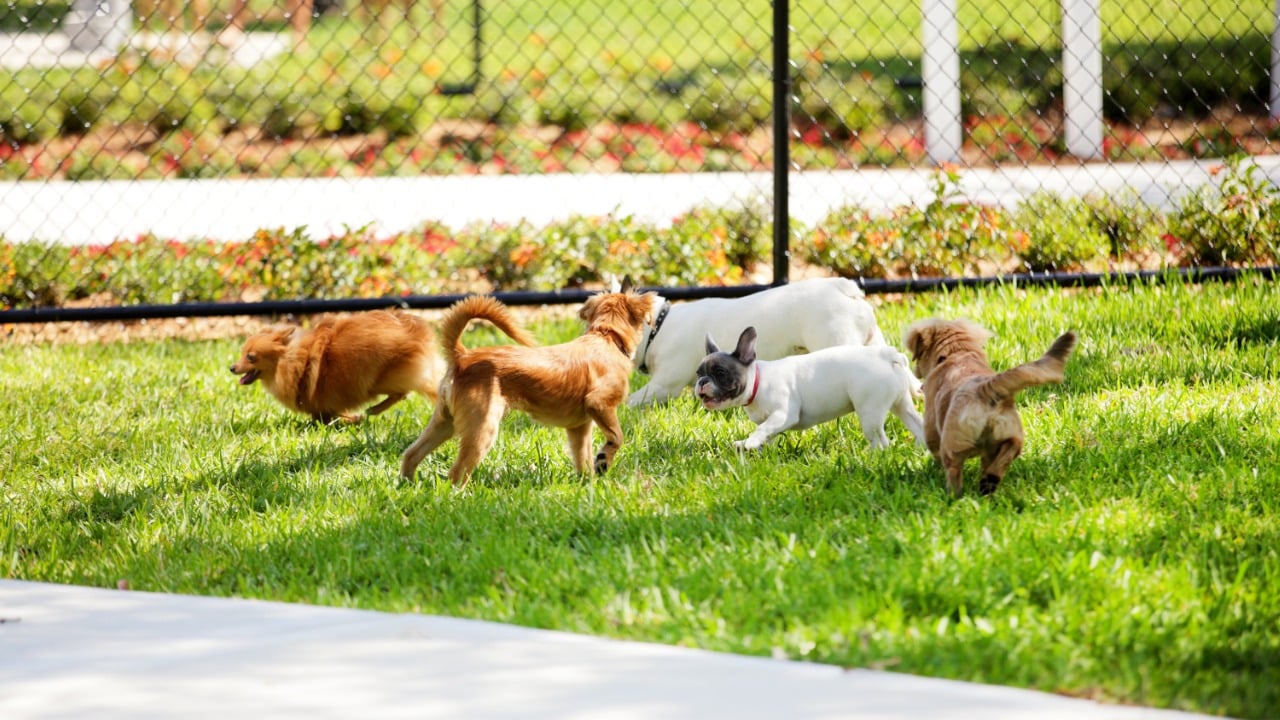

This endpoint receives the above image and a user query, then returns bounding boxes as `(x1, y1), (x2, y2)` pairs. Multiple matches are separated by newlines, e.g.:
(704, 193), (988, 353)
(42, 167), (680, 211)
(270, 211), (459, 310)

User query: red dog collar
(745, 367), (761, 405)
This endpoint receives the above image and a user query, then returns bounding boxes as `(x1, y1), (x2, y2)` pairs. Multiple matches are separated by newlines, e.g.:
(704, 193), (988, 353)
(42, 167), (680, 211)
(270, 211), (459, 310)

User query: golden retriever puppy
(904, 318), (1077, 496)
(231, 310), (443, 424)
(400, 290), (656, 487)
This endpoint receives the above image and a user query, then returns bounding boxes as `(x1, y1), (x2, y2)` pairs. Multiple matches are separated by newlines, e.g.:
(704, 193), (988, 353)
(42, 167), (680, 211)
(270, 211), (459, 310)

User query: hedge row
(2, 158), (1277, 310)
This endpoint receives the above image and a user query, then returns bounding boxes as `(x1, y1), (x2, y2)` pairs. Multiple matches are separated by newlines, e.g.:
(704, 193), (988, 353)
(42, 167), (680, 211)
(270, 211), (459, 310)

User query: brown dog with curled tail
(401, 290), (656, 488)
(904, 318), (1077, 496)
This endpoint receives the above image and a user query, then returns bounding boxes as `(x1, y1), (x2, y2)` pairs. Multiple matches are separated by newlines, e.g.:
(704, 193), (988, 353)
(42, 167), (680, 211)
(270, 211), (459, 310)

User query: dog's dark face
(694, 326), (757, 410)
(229, 326), (295, 386)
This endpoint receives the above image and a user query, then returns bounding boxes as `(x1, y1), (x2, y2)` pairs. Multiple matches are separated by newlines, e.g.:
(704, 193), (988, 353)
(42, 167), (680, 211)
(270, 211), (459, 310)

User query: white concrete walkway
(0, 579), (1224, 719)
(7, 157), (1280, 246)
(0, 29), (288, 69)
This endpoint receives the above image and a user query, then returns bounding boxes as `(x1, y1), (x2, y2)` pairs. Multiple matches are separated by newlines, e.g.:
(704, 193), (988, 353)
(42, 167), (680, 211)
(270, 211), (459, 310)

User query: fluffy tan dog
(903, 318), (1077, 496)
(400, 291), (656, 487)
(231, 310), (443, 423)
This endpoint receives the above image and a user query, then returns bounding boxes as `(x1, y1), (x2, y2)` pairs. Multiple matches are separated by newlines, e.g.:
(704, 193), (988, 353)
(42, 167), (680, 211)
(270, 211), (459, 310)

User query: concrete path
(7, 156), (1280, 246)
(1, 579), (1222, 719)
(0, 30), (288, 69)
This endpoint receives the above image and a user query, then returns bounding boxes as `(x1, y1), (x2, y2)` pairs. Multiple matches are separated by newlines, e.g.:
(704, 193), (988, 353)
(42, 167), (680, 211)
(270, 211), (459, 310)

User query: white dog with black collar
(628, 277), (888, 407)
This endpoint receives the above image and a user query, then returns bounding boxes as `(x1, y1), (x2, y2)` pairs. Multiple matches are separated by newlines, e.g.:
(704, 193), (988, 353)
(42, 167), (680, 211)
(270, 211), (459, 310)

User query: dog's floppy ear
(578, 294), (601, 322)
(627, 291), (656, 326)
(734, 326), (758, 365)
(903, 323), (923, 361)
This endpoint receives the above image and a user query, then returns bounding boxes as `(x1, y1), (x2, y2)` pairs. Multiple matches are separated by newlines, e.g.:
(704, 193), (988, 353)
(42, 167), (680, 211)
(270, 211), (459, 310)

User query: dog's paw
(979, 474), (1001, 495)
(732, 439), (759, 452)
(593, 452), (610, 474)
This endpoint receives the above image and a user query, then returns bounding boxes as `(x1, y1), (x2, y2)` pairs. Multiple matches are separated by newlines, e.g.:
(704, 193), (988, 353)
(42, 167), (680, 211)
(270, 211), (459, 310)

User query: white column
(1271, 0), (1280, 118)
(64, 0), (132, 53)
(1062, 0), (1104, 159)
(922, 0), (962, 164)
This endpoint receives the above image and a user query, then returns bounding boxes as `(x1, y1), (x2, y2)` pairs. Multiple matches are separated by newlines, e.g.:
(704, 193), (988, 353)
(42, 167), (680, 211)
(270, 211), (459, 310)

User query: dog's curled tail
(880, 346), (921, 396)
(439, 295), (537, 368)
(981, 331), (1078, 401)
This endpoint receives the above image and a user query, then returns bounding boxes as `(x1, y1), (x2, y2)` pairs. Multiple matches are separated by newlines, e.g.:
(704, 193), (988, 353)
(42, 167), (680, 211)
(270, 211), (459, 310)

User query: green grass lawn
(3, 279), (1278, 718)
(317, 0), (1272, 69)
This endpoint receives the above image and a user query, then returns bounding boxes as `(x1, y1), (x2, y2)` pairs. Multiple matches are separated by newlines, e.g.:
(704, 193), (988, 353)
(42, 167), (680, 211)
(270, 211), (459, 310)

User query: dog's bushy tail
(980, 332), (1078, 401)
(439, 295), (537, 369)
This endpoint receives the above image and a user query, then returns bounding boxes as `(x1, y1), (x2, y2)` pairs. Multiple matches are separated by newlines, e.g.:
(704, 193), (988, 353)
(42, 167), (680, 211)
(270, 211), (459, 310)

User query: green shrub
(1165, 155), (1280, 265)
(794, 66), (893, 139)
(1105, 37), (1270, 122)
(670, 200), (772, 271)
(1085, 192), (1165, 260)
(907, 165), (1015, 276)
(0, 241), (71, 307)
(1011, 193), (1111, 271)
(441, 205), (771, 291)
(63, 150), (161, 181)
(799, 167), (1017, 278)
(0, 69), (64, 143)
(101, 62), (222, 136)
(797, 207), (899, 279)
(960, 39), (1060, 118)
(59, 80), (114, 135)
(7, 178), (1280, 312)
(688, 73), (773, 134)
(534, 73), (603, 132)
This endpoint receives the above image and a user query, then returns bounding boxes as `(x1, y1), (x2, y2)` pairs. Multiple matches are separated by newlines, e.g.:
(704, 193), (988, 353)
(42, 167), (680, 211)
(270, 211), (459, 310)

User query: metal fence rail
(2, 0), (1279, 320)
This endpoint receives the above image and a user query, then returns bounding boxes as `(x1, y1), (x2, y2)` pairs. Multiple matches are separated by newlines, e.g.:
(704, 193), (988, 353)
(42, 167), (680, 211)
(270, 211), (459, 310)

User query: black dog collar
(637, 302), (670, 375)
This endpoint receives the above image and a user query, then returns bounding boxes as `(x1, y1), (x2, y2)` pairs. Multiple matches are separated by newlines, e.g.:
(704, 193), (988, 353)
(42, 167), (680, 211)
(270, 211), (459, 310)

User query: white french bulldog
(695, 326), (927, 452)
(628, 277), (888, 407)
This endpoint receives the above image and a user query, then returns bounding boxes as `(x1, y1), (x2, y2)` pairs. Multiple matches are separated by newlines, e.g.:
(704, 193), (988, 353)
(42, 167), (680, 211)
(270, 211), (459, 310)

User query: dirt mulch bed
(0, 295), (605, 347)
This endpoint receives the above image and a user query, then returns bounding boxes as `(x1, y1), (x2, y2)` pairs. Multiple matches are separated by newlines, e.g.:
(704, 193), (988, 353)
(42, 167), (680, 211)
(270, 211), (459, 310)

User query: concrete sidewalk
(8, 157), (1280, 246)
(1, 579), (1220, 719)
(0, 30), (289, 70)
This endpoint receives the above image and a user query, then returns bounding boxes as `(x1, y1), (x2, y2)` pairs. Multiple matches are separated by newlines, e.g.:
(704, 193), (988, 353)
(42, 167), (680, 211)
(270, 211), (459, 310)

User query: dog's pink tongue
(239, 370), (259, 385)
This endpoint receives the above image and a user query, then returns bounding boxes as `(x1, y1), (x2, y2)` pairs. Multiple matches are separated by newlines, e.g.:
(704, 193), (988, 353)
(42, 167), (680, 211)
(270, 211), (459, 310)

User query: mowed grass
(339, 0), (1269, 70)
(281, 0), (1272, 102)
(3, 279), (1279, 718)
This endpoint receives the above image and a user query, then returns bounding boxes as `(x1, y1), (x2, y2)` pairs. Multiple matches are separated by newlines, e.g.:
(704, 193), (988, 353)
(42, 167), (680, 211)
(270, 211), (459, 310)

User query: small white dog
(695, 326), (926, 451)
(628, 277), (887, 407)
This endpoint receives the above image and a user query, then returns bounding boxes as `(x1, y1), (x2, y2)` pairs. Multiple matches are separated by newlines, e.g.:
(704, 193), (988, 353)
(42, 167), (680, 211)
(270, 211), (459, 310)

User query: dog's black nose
(229, 364), (236, 373)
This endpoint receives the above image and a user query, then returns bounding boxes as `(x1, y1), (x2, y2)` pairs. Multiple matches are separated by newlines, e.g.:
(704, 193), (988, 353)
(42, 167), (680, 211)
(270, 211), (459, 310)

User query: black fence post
(771, 0), (790, 286)
(470, 0), (483, 91)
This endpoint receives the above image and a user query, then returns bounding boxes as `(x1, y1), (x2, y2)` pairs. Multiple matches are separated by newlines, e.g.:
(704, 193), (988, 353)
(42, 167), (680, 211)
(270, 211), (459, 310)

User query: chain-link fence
(2, 0), (1279, 320)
